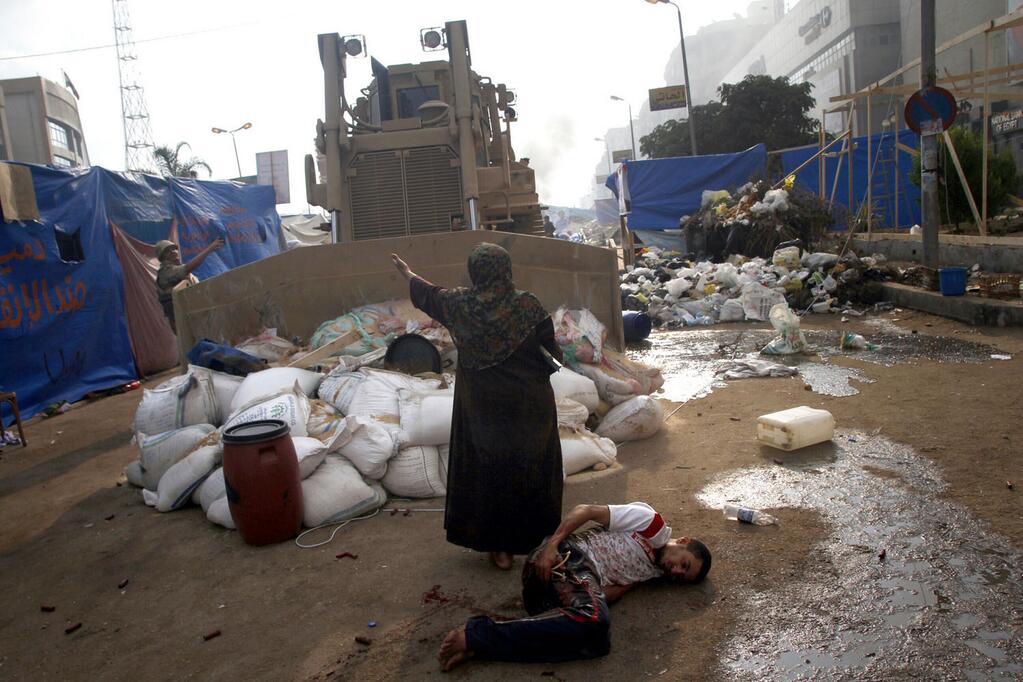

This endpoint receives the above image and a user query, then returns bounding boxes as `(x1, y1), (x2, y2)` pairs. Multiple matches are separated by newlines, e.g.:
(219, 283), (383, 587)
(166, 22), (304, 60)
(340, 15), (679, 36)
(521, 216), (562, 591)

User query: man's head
(155, 240), (181, 265)
(658, 537), (712, 584)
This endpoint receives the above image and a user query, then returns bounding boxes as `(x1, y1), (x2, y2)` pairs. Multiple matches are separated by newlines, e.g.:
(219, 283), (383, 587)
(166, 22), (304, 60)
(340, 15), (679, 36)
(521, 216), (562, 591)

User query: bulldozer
(305, 20), (544, 242)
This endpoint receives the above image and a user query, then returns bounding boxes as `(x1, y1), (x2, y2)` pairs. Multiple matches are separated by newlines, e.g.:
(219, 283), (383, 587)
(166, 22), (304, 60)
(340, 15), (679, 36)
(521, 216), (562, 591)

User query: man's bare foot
(437, 626), (473, 671)
(489, 551), (514, 570)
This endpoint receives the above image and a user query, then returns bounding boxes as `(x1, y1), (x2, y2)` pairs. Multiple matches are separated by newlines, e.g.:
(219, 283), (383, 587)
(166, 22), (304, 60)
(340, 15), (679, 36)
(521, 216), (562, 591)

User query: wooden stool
(0, 392), (27, 448)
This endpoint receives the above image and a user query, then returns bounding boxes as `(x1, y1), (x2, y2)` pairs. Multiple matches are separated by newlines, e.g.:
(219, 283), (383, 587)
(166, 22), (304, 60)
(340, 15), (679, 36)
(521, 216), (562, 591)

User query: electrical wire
(0, 23), (255, 62)
(294, 505), (445, 549)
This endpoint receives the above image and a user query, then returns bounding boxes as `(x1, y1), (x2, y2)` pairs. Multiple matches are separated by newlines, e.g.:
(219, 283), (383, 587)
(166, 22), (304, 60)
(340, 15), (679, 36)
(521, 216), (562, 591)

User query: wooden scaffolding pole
(819, 110), (826, 199)
(866, 90), (873, 235)
(942, 129), (985, 232)
(982, 32), (991, 235)
(848, 99), (854, 230)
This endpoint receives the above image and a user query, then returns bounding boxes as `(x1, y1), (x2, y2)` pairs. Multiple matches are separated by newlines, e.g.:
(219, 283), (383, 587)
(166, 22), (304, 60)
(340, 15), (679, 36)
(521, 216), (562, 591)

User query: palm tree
(153, 142), (212, 178)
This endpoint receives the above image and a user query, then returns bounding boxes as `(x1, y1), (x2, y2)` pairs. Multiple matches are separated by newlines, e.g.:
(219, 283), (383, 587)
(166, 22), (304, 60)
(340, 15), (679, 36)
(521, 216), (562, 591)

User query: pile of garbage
(124, 305), (665, 534)
(681, 181), (835, 261)
(621, 245), (902, 329)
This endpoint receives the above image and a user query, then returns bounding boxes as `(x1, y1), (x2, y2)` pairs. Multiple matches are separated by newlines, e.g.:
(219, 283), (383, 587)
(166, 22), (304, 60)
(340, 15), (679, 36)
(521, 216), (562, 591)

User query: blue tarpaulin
(605, 144), (768, 230)
(780, 128), (921, 230)
(1, 163), (284, 420)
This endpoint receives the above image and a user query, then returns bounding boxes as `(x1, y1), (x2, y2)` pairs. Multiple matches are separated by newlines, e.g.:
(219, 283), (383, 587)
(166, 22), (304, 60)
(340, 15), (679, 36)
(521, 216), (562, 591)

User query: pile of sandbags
(124, 362), (394, 532)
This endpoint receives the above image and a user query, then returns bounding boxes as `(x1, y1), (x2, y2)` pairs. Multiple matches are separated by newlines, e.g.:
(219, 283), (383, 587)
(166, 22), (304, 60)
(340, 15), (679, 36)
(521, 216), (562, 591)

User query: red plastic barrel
(222, 420), (303, 546)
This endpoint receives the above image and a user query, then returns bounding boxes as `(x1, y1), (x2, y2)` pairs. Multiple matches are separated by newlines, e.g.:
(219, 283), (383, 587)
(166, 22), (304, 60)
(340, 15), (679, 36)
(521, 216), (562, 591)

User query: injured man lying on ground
(438, 501), (712, 670)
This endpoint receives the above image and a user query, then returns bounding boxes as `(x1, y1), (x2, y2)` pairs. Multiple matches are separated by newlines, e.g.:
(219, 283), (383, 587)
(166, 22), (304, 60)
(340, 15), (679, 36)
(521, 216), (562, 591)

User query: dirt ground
(0, 310), (1020, 681)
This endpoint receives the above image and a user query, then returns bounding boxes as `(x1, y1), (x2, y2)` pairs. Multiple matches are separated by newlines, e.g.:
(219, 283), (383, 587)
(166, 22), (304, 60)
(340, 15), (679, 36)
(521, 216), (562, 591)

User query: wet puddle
(697, 432), (1023, 680)
(628, 325), (1006, 402)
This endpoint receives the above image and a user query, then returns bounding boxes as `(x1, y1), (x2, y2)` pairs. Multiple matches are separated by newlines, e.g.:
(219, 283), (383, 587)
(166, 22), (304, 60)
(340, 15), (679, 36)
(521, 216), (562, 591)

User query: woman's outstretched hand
(391, 253), (413, 280)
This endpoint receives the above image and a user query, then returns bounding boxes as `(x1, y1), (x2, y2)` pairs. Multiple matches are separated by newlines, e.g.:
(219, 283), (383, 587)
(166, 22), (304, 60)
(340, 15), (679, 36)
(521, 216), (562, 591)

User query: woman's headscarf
(438, 243), (550, 370)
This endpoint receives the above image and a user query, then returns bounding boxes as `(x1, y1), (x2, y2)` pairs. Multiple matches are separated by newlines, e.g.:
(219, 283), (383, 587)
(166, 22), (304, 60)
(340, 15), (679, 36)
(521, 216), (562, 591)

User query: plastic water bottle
(723, 503), (778, 526)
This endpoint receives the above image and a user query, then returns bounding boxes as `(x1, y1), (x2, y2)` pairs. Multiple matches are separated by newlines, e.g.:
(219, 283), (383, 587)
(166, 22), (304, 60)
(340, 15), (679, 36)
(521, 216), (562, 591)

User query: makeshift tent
(605, 144), (768, 230)
(0, 162), (284, 420)
(779, 128), (921, 231)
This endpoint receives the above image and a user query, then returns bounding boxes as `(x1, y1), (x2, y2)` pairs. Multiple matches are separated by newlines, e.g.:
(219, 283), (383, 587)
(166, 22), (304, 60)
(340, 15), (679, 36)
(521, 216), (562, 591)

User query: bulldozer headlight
(342, 35), (366, 57)
(421, 28), (446, 51)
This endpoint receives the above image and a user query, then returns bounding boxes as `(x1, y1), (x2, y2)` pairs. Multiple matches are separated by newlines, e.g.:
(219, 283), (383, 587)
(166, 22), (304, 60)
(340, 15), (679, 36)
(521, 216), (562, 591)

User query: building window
(54, 225), (85, 262)
(48, 120), (69, 149)
(52, 155), (74, 168)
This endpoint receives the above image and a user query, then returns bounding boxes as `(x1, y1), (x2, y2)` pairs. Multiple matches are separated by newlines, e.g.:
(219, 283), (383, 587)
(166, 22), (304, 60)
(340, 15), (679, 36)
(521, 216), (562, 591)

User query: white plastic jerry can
(756, 406), (835, 451)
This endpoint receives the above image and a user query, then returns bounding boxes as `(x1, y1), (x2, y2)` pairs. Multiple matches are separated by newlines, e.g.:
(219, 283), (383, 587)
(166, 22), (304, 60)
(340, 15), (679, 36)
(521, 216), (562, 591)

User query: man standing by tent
(154, 237), (224, 333)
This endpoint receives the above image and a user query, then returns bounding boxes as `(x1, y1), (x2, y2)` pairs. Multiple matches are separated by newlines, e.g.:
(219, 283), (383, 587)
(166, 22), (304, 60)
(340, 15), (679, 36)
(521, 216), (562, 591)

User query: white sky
(1, 0), (755, 211)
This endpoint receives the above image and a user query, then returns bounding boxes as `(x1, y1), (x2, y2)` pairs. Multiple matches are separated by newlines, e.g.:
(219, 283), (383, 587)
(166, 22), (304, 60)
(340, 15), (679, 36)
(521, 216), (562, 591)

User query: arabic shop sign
(799, 5), (832, 45)
(992, 109), (1023, 135)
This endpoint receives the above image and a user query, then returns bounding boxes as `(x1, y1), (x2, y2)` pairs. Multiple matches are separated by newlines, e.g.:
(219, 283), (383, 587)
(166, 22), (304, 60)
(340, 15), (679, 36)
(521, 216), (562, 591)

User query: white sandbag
(560, 427), (617, 476)
(550, 367), (600, 412)
(125, 460), (145, 488)
(188, 365), (244, 424)
(156, 435), (223, 512)
(344, 368), (442, 428)
(573, 363), (636, 406)
(718, 298), (746, 322)
(228, 367), (324, 415)
(306, 399), (351, 450)
(337, 416), (396, 480)
(138, 424), (217, 491)
(134, 372), (217, 436)
(301, 456), (387, 527)
(207, 496), (236, 529)
(596, 396), (664, 442)
(193, 467), (225, 512)
(557, 398), (590, 429)
(142, 489), (158, 507)
(224, 384), (311, 437)
(293, 436), (329, 479)
(316, 369), (365, 414)
(381, 445), (447, 498)
(397, 387), (454, 447)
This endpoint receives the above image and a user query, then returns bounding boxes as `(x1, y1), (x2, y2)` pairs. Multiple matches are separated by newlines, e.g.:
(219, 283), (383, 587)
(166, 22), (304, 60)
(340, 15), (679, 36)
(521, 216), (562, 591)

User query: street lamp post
(610, 96), (638, 160)
(594, 136), (612, 174)
(211, 122), (252, 177)
(646, 0), (698, 155)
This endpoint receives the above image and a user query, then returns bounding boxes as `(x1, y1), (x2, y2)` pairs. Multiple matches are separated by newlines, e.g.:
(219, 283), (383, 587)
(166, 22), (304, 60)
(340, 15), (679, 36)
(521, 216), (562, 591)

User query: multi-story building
(0, 76), (89, 168)
(0, 89), (12, 161)
(590, 1), (779, 206)
(719, 0), (903, 136)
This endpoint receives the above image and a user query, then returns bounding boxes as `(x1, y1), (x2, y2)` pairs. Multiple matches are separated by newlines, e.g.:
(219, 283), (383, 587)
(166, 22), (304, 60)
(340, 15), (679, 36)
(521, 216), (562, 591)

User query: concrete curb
(881, 283), (1023, 327)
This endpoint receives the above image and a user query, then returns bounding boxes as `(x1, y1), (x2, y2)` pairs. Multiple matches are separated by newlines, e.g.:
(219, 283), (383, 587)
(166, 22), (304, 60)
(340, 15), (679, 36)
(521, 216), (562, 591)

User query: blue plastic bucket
(939, 267), (968, 296)
(623, 311), (652, 342)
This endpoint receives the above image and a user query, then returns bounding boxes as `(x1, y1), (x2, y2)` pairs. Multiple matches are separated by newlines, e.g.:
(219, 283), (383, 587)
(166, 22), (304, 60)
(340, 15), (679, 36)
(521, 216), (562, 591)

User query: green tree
(909, 125), (1017, 229)
(640, 75), (819, 158)
(153, 142), (212, 178)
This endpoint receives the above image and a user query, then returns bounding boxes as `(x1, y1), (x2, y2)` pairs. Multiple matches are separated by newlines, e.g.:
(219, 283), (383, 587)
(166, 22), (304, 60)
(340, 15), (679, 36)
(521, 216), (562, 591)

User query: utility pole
(919, 0), (940, 269)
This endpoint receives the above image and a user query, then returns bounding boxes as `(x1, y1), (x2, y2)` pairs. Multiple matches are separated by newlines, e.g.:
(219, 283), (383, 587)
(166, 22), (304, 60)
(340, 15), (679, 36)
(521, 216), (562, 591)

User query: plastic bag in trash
(771, 246), (801, 270)
(761, 303), (807, 355)
(740, 282), (787, 321)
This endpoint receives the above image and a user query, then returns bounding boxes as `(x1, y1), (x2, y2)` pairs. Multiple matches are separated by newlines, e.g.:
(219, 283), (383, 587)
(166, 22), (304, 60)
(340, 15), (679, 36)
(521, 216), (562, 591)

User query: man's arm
(603, 584), (634, 604)
(183, 237), (225, 275)
(535, 504), (610, 581)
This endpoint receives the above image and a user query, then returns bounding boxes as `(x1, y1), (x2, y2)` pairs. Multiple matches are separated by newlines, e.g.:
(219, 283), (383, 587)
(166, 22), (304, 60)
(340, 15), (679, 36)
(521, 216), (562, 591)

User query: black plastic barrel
(623, 311), (652, 342)
(385, 334), (442, 375)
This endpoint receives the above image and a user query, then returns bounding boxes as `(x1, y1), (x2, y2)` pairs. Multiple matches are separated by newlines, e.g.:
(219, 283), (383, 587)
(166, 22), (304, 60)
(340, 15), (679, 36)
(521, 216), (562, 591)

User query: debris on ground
(202, 629), (222, 641)
(64, 622), (82, 635)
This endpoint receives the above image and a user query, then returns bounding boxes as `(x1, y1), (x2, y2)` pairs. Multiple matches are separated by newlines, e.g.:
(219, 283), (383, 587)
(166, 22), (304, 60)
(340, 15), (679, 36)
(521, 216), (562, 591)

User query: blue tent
(1, 163), (284, 421)
(779, 128), (921, 230)
(605, 145), (768, 230)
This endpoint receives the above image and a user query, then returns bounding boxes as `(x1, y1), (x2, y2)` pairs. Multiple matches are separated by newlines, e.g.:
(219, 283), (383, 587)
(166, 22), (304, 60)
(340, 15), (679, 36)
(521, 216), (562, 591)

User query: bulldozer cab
(306, 20), (543, 242)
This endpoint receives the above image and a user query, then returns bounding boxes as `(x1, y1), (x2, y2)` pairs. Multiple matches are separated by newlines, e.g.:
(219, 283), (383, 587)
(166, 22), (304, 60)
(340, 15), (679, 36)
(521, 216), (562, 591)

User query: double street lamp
(645, 0), (698, 155)
(211, 121), (252, 177)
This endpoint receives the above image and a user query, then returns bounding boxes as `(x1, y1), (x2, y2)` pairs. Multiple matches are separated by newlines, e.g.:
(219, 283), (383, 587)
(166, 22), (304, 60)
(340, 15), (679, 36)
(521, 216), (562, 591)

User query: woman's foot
(438, 627), (473, 671)
(489, 551), (514, 570)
